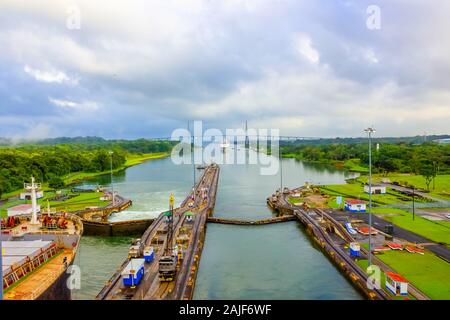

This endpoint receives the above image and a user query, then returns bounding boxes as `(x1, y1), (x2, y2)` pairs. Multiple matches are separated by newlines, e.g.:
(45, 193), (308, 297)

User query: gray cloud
(0, 0), (449, 139)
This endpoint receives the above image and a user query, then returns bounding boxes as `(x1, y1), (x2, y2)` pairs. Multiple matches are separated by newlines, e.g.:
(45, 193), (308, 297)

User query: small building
(385, 272), (409, 296)
(364, 184), (386, 194)
(7, 204), (41, 217)
(20, 190), (44, 200)
(344, 200), (366, 213)
(100, 194), (112, 201)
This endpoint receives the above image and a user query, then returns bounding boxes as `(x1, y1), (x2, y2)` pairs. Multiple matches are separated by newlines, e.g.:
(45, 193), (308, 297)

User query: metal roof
(386, 272), (408, 283)
(122, 259), (145, 275)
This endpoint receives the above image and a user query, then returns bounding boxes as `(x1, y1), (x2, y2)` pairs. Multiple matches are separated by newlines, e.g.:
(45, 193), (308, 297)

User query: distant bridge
(146, 135), (320, 142)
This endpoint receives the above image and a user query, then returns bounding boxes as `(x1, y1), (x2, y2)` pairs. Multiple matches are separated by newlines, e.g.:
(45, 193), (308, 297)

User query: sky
(0, 0), (449, 140)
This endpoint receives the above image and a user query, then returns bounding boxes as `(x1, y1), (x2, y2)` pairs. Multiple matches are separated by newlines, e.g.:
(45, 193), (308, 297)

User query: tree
(418, 161), (436, 191)
(48, 175), (65, 190)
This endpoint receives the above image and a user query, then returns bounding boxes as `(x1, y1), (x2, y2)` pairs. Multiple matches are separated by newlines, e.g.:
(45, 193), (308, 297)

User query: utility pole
(364, 127), (376, 267)
(109, 151), (115, 205)
(412, 186), (415, 221)
(280, 148), (283, 191)
(188, 121), (196, 186)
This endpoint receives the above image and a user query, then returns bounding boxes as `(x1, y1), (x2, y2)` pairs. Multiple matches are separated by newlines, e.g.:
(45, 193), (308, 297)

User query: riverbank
(0, 152), (170, 201)
(63, 152), (170, 185)
(282, 154), (369, 173)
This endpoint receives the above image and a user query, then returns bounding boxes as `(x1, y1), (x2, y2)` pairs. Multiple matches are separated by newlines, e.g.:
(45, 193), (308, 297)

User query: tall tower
(24, 176), (41, 225)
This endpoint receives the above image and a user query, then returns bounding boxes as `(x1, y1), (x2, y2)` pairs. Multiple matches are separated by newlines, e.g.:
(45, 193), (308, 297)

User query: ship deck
(6, 219), (79, 235)
(3, 248), (74, 300)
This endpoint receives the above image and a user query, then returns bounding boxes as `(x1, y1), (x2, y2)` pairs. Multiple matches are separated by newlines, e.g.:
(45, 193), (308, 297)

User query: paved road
(382, 183), (450, 205)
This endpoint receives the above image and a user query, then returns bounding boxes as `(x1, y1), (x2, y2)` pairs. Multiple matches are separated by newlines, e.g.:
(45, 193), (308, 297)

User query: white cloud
(49, 98), (99, 111)
(24, 65), (77, 84)
(293, 33), (320, 64)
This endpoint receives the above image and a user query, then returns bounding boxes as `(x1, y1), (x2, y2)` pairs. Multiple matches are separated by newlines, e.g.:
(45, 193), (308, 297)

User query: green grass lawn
(372, 207), (450, 245)
(368, 250), (450, 300)
(320, 184), (418, 206)
(357, 174), (450, 201)
(1, 190), (109, 217)
(123, 152), (169, 167)
(40, 191), (109, 212)
(356, 259), (415, 300)
(339, 159), (369, 173)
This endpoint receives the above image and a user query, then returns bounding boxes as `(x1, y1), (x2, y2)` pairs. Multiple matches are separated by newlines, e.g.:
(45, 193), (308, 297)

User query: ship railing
(22, 265), (66, 300)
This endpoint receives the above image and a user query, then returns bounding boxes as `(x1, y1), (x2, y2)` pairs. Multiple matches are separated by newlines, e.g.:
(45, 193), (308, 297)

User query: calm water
(73, 149), (362, 300)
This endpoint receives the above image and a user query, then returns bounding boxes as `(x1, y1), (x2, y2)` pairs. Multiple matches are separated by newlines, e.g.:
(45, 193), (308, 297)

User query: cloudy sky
(0, 0), (449, 139)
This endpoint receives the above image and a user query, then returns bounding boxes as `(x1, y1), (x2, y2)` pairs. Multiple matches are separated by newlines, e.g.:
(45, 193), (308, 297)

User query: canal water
(73, 149), (362, 300)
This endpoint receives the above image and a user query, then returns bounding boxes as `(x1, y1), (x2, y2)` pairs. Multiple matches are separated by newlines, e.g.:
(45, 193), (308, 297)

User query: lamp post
(109, 151), (115, 206)
(364, 127), (376, 267)
(280, 148), (283, 192)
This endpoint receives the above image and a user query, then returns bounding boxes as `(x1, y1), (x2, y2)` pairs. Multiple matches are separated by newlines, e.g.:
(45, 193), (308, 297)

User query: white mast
(25, 176), (41, 225)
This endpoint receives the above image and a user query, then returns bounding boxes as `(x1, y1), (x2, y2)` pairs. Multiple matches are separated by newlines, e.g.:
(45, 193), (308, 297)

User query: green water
(73, 150), (362, 300)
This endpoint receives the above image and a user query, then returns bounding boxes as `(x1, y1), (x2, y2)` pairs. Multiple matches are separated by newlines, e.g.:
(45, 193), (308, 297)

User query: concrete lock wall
(81, 219), (154, 236)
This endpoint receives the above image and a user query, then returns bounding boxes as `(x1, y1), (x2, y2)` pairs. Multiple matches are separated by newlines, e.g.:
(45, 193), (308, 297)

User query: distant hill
(281, 134), (450, 145)
(1, 134), (449, 146)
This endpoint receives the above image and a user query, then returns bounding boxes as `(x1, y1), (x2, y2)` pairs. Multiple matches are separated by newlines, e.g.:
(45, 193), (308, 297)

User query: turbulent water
(73, 149), (362, 300)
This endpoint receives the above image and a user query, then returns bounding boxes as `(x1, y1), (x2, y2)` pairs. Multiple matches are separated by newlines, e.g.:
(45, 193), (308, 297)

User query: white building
(20, 190), (44, 200)
(344, 200), (366, 213)
(364, 184), (386, 194)
(7, 204), (41, 217)
(385, 272), (409, 296)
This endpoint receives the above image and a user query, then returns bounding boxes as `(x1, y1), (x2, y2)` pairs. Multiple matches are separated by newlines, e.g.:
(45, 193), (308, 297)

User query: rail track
(96, 164), (219, 300)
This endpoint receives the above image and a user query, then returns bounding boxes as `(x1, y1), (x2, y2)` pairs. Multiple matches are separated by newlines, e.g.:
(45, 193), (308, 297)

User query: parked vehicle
(128, 238), (144, 258)
(144, 246), (155, 263)
(122, 259), (145, 287)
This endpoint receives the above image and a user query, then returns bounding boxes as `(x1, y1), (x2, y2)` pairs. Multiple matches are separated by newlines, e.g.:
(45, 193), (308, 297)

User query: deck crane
(158, 193), (178, 281)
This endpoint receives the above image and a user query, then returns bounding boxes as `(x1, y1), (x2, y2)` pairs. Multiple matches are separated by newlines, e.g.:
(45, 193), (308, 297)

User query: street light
(364, 127), (376, 267)
(280, 147), (283, 191)
(109, 151), (115, 206)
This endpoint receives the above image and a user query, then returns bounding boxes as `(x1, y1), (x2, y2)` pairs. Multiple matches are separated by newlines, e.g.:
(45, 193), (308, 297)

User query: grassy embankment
(357, 174), (450, 201)
(357, 247), (450, 300)
(63, 152), (169, 185)
(282, 154), (369, 173)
